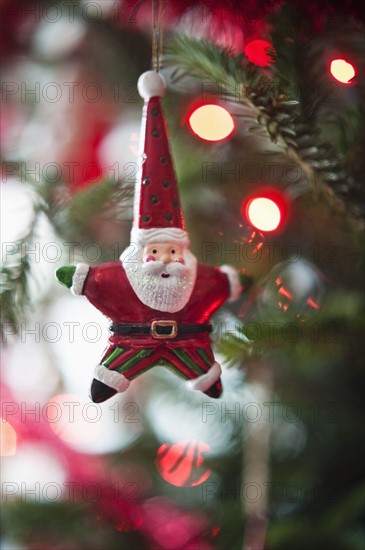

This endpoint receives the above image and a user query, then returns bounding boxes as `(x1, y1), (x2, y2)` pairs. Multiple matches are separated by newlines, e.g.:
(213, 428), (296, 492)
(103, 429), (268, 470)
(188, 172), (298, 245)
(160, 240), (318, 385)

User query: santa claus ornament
(56, 70), (249, 403)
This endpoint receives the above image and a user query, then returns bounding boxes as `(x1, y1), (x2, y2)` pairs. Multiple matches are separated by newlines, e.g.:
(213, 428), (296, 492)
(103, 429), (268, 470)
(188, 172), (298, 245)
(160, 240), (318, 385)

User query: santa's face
(142, 242), (185, 279)
(121, 241), (197, 313)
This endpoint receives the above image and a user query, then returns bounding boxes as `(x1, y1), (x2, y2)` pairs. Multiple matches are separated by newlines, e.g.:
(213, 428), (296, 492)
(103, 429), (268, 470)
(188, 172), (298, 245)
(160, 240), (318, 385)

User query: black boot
(203, 377), (223, 399)
(90, 378), (117, 403)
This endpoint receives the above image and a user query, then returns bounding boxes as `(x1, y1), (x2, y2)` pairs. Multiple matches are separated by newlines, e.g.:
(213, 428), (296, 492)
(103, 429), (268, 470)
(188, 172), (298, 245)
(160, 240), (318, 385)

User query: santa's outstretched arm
(219, 265), (253, 303)
(55, 264), (90, 296)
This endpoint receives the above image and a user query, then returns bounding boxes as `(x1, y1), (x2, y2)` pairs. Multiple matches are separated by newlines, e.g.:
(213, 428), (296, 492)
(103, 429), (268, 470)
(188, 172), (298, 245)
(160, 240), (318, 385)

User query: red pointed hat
(131, 71), (189, 247)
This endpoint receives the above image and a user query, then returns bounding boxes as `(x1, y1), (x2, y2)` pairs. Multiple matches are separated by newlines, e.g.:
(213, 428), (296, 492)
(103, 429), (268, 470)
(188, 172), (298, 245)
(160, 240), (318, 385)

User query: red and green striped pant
(99, 342), (215, 382)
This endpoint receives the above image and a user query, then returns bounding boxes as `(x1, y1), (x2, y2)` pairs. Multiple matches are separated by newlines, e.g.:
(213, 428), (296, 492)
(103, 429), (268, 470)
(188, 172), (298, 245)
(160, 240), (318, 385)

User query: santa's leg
(90, 378), (118, 403)
(91, 365), (130, 403)
(161, 347), (223, 399)
(90, 346), (131, 403)
(204, 376), (223, 399)
(91, 379), (116, 403)
(186, 361), (223, 398)
(90, 346), (157, 403)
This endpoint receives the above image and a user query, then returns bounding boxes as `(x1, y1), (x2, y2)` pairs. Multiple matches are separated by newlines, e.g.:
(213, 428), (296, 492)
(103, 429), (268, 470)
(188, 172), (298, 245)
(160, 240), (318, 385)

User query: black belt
(110, 321), (212, 340)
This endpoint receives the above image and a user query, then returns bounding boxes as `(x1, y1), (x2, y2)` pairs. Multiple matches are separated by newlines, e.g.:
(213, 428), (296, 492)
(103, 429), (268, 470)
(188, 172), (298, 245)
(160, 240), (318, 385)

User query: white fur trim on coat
(70, 263), (90, 296)
(220, 265), (242, 302)
(131, 227), (190, 247)
(95, 365), (130, 393)
(186, 362), (222, 392)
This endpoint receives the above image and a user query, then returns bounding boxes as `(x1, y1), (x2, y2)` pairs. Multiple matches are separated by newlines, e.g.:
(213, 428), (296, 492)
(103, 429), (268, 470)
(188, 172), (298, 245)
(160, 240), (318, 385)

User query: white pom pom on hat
(137, 70), (166, 100)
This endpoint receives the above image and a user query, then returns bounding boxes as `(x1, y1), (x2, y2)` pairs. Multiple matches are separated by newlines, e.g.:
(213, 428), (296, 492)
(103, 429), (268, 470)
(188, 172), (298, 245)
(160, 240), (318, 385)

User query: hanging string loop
(152, 0), (163, 71)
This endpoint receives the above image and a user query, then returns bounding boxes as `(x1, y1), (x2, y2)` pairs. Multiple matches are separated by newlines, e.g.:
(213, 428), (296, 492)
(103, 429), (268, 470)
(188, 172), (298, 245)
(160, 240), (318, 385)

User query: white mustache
(142, 260), (188, 276)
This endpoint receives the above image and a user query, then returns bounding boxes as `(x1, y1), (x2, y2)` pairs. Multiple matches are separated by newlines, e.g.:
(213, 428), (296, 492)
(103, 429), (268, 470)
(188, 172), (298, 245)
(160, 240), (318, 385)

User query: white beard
(121, 245), (197, 313)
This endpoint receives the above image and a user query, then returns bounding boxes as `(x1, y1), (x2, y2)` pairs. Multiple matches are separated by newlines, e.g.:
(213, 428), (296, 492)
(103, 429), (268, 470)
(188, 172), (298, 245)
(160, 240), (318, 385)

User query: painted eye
(171, 249), (176, 254)
(152, 249), (157, 254)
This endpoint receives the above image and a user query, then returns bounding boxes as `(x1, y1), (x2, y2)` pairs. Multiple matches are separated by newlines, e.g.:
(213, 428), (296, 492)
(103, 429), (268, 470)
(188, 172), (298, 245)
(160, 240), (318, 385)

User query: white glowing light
(330, 59), (355, 84)
(247, 197), (281, 231)
(188, 105), (235, 141)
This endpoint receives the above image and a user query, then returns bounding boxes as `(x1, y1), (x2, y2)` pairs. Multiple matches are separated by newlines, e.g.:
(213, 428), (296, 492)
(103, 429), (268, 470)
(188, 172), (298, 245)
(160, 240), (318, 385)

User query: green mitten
(55, 266), (76, 289)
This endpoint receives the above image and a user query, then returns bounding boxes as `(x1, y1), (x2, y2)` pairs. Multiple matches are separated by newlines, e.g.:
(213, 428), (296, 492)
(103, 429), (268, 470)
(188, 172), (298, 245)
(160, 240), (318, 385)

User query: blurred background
(1, 0), (364, 549)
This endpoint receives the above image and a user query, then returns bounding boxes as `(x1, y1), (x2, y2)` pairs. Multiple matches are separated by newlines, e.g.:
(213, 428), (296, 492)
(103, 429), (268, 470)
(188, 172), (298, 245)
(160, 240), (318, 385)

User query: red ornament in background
(155, 440), (212, 487)
(330, 59), (356, 84)
(244, 40), (274, 67)
(258, 260), (324, 322)
(241, 189), (288, 232)
(187, 104), (235, 142)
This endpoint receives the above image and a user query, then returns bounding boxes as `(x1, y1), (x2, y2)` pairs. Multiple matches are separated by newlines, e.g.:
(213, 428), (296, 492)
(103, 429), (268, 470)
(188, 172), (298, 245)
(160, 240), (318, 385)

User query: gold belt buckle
(151, 320), (178, 339)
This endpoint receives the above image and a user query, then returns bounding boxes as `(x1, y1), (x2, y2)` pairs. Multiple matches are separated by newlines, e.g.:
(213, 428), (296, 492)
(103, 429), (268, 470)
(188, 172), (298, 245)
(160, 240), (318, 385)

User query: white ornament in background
(44, 294), (140, 454)
(80, 0), (117, 19)
(145, 360), (246, 457)
(97, 116), (141, 190)
(259, 259), (324, 322)
(1, 443), (67, 502)
(3, 336), (60, 403)
(177, 5), (244, 52)
(33, 14), (86, 59)
(45, 294), (109, 395)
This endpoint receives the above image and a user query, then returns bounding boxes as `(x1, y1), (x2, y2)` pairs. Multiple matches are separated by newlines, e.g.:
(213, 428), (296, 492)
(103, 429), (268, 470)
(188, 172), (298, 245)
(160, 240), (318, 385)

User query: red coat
(81, 261), (230, 347)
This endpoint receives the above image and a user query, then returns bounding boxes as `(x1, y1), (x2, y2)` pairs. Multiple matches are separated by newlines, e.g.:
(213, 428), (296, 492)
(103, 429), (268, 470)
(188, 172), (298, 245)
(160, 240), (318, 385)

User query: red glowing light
(115, 516), (143, 533)
(155, 440), (212, 487)
(242, 189), (287, 232)
(330, 59), (355, 84)
(278, 286), (293, 300)
(244, 40), (273, 67)
(188, 104), (235, 141)
(307, 297), (319, 309)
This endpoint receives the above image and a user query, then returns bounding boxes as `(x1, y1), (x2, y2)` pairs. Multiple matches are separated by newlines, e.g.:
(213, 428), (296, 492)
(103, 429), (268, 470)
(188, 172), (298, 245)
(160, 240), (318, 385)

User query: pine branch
(0, 218), (37, 339)
(0, 167), (134, 337)
(0, 164), (66, 338)
(214, 289), (365, 368)
(65, 177), (134, 243)
(165, 35), (364, 234)
(14, 161), (134, 242)
(270, 3), (365, 220)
